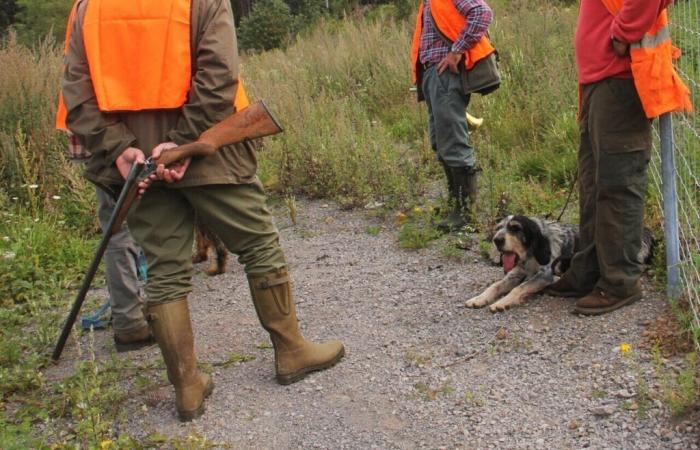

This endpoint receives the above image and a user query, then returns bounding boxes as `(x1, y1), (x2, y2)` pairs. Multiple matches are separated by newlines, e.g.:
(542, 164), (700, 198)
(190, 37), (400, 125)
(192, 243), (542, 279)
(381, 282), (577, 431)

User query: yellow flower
(413, 207), (424, 214)
(100, 440), (113, 450)
(619, 343), (632, 354)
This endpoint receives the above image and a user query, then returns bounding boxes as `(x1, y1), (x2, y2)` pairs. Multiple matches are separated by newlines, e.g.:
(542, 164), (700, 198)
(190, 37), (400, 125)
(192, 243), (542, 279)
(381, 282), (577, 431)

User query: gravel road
(59, 198), (699, 449)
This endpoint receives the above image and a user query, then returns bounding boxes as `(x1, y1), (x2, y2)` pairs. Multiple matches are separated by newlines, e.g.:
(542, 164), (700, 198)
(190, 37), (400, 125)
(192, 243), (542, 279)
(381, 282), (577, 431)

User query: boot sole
(276, 348), (346, 386)
(544, 288), (588, 298)
(177, 378), (215, 422)
(572, 292), (643, 316)
(114, 337), (156, 353)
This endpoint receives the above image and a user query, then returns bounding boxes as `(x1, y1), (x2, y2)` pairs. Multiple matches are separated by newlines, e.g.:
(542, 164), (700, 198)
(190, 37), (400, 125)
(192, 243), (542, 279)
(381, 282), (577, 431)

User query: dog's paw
(489, 302), (511, 313)
(489, 296), (522, 313)
(465, 295), (489, 309)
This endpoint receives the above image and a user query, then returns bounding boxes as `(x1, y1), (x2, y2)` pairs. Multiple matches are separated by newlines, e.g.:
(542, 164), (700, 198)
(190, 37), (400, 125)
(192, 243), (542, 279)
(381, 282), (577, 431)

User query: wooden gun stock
(155, 100), (283, 166)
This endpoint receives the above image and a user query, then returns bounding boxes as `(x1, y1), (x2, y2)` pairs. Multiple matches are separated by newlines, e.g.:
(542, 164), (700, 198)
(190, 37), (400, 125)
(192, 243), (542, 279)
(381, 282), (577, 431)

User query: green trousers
(564, 78), (651, 298)
(127, 179), (286, 304)
(422, 64), (476, 168)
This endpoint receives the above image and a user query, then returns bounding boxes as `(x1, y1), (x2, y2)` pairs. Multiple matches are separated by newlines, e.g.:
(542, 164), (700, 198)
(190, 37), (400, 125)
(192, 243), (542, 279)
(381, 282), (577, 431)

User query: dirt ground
(53, 198), (699, 449)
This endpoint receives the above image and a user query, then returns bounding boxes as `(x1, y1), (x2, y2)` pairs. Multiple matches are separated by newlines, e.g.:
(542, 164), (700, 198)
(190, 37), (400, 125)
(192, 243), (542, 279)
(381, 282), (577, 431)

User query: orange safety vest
(600, 0), (692, 118)
(56, 0), (250, 131)
(410, 0), (496, 85)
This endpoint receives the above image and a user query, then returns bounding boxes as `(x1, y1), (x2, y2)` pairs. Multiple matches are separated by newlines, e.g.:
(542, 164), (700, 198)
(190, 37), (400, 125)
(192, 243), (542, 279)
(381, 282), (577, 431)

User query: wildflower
(413, 207), (424, 214)
(100, 440), (113, 450)
(11, 197), (18, 201)
(2, 236), (9, 242)
(3, 251), (16, 260)
(619, 343), (631, 354)
(395, 212), (408, 225)
(52, 195), (61, 200)
(28, 184), (38, 189)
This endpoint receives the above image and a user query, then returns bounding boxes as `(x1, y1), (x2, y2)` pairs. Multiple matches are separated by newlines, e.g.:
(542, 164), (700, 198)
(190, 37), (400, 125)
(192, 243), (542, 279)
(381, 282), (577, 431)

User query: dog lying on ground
(192, 220), (228, 276)
(465, 215), (654, 313)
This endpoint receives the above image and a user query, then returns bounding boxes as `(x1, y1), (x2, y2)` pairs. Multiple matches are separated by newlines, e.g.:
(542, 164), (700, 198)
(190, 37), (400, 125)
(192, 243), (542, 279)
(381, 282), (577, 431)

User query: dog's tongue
(502, 252), (517, 274)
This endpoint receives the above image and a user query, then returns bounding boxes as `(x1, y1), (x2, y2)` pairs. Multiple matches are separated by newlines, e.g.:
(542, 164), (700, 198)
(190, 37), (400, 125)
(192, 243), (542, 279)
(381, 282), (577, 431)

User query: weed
(591, 389), (608, 400)
(413, 381), (454, 401)
(404, 351), (432, 367)
(463, 388), (487, 407)
(365, 225), (381, 236)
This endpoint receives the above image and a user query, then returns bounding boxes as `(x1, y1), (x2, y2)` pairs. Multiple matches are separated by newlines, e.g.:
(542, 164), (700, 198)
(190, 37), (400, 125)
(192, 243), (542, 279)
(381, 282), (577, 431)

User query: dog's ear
(516, 216), (551, 265)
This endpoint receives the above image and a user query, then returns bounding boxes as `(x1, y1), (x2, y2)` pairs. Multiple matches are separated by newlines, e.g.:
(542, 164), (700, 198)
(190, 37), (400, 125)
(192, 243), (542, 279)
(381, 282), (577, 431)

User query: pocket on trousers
(598, 149), (650, 187)
(595, 79), (651, 153)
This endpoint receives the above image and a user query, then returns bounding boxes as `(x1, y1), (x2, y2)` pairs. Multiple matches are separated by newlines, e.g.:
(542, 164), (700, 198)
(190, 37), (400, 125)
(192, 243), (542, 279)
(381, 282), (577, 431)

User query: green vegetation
(0, 0), (697, 445)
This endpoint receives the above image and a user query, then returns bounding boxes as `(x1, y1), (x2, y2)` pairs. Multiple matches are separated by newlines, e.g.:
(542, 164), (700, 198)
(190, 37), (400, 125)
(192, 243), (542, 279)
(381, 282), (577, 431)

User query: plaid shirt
(419, 0), (493, 65)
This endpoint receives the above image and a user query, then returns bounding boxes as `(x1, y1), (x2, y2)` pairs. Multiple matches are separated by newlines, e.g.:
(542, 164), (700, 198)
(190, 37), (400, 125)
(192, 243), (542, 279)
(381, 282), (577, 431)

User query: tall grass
(246, 17), (433, 208)
(0, 33), (92, 221)
(246, 0), (581, 217)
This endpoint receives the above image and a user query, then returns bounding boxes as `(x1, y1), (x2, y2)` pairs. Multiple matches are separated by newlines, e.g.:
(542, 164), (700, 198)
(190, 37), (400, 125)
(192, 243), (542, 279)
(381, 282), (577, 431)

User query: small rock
(496, 328), (508, 340)
(590, 405), (615, 417)
(615, 389), (635, 398)
(568, 420), (581, 430)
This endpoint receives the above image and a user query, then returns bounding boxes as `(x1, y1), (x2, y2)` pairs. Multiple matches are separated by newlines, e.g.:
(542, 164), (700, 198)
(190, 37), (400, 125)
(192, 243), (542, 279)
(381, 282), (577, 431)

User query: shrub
(238, 0), (295, 51)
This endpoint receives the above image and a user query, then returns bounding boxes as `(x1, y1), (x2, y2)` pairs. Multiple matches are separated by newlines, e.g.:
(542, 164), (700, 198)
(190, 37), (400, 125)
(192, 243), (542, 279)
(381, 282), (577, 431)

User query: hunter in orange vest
(600, 0), (692, 118)
(411, 0), (494, 232)
(547, 0), (692, 315)
(56, 0), (249, 132)
(59, 0), (344, 423)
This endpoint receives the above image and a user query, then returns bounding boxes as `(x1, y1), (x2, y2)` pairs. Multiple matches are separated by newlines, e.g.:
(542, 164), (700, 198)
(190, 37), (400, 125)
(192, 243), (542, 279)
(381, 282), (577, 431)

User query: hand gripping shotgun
(52, 101), (283, 361)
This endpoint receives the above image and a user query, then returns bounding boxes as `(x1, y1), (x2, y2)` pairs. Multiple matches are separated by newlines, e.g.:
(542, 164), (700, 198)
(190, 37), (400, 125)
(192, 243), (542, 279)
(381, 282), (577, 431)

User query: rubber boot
(438, 166), (477, 232)
(439, 158), (456, 199)
(248, 268), (345, 385)
(148, 299), (214, 422)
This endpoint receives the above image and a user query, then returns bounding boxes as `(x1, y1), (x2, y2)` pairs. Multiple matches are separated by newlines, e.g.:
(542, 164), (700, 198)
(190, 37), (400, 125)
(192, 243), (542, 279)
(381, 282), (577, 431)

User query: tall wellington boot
(148, 299), (214, 422)
(248, 268), (345, 385)
(438, 165), (478, 232)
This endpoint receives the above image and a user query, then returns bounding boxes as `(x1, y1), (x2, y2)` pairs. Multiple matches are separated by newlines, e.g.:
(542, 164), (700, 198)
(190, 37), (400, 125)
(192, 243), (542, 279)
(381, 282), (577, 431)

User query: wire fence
(649, 0), (700, 347)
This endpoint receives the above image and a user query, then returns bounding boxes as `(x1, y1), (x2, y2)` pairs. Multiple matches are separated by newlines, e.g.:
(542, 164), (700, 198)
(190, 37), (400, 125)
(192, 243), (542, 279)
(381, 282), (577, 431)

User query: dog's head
(491, 215), (551, 273)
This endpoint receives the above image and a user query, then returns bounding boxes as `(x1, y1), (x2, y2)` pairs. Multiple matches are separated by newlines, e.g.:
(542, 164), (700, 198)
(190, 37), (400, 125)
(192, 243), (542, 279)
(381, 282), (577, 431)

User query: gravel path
(57, 198), (699, 449)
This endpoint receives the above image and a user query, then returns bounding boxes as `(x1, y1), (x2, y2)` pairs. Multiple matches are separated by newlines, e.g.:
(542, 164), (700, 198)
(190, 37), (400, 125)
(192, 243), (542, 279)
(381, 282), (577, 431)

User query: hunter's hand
(151, 141), (191, 183)
(115, 147), (152, 196)
(611, 36), (629, 57)
(438, 51), (462, 75)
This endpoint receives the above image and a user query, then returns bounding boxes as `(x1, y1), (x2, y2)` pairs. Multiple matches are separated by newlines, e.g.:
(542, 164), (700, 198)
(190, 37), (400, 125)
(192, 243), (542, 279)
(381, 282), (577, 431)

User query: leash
(556, 171), (579, 222)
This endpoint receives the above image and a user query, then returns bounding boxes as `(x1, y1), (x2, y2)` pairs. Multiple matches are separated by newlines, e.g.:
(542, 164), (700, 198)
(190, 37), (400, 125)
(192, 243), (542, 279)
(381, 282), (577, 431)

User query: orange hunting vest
(600, 0), (692, 118)
(56, 0), (250, 131)
(411, 0), (496, 85)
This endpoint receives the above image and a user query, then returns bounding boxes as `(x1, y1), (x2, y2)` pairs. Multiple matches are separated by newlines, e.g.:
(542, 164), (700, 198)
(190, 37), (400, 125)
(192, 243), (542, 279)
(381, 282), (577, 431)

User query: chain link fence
(649, 0), (700, 347)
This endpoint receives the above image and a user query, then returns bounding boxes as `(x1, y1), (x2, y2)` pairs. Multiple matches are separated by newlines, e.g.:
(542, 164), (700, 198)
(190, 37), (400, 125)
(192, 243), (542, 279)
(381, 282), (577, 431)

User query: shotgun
(52, 101), (283, 361)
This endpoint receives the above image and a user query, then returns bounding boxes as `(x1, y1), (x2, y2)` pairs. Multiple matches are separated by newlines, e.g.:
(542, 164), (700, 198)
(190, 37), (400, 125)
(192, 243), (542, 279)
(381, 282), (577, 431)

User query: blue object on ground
(80, 298), (111, 331)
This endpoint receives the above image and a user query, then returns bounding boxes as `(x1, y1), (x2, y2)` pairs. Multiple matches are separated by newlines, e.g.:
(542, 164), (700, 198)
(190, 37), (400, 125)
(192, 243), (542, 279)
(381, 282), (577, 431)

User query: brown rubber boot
(248, 268), (345, 385)
(148, 299), (214, 422)
(113, 324), (155, 353)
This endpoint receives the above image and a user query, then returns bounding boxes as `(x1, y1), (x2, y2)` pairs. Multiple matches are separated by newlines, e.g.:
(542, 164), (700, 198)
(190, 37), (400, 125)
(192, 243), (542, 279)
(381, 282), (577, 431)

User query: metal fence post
(659, 113), (681, 299)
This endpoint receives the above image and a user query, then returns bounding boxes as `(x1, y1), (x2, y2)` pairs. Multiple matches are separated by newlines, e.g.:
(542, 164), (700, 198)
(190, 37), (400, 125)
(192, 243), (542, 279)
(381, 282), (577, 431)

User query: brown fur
(192, 220), (228, 276)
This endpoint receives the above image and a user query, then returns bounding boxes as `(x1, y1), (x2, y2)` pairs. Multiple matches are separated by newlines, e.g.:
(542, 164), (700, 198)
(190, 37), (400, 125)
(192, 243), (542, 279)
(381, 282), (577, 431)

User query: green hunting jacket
(61, 0), (257, 192)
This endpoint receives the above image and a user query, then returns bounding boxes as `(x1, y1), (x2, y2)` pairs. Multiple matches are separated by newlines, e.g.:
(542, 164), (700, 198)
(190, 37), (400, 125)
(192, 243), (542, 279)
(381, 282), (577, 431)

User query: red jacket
(575, 0), (671, 85)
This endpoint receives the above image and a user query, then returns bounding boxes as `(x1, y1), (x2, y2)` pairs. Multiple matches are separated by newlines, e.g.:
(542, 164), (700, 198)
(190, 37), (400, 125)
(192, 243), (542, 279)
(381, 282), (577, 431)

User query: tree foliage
(0, 0), (20, 36)
(237, 0), (295, 52)
(14, 0), (72, 45)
